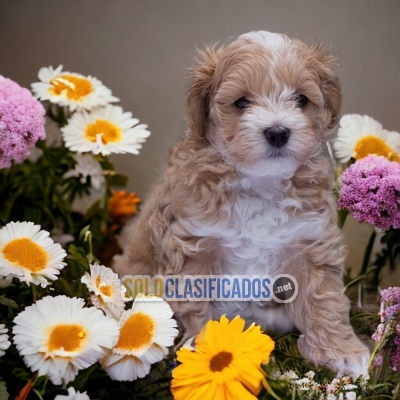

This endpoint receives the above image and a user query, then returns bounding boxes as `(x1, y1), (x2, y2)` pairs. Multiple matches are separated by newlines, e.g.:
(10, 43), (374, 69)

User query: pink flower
(391, 335), (400, 372)
(0, 76), (45, 169)
(338, 155), (400, 230)
(373, 354), (383, 367)
(380, 287), (400, 303)
(372, 323), (385, 342)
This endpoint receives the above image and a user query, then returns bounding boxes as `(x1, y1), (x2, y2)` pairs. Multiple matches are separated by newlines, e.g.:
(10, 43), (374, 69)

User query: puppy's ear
(309, 43), (342, 132)
(187, 46), (223, 140)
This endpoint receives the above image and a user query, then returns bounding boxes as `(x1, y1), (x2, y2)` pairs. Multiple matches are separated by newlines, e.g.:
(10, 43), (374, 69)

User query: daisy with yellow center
(31, 65), (119, 111)
(101, 294), (179, 381)
(81, 263), (126, 319)
(12, 296), (119, 385)
(171, 315), (275, 400)
(332, 114), (400, 164)
(61, 105), (151, 156)
(0, 221), (67, 288)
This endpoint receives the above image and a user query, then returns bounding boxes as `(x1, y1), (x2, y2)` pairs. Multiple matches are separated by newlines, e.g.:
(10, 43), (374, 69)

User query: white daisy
(54, 387), (90, 400)
(332, 114), (400, 164)
(13, 295), (119, 385)
(0, 324), (11, 357)
(81, 263), (126, 319)
(63, 153), (106, 190)
(101, 295), (178, 381)
(31, 65), (119, 111)
(0, 222), (67, 288)
(61, 105), (151, 156)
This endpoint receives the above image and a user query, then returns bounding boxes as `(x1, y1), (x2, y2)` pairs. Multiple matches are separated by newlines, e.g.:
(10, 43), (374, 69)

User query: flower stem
(360, 230), (377, 276)
(79, 225), (96, 264)
(342, 265), (378, 294)
(357, 230), (377, 307)
(338, 208), (349, 229)
(262, 378), (282, 400)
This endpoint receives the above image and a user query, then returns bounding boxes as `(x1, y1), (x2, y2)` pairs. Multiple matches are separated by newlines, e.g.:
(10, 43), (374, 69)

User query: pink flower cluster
(338, 155), (400, 231)
(380, 287), (400, 303)
(372, 287), (400, 372)
(0, 76), (45, 169)
(391, 335), (400, 372)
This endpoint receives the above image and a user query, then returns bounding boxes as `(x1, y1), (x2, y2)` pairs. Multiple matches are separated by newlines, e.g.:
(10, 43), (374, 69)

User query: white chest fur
(186, 176), (328, 276)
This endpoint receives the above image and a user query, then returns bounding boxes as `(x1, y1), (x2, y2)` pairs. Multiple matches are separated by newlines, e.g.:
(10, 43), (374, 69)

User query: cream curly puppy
(114, 31), (370, 378)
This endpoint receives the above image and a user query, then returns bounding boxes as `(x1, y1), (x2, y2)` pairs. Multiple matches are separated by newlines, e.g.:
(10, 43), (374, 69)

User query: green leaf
(337, 208), (349, 229)
(22, 207), (43, 224)
(0, 295), (17, 308)
(85, 200), (102, 219)
(53, 277), (74, 297)
(66, 244), (90, 277)
(11, 367), (31, 381)
(79, 225), (91, 241)
(0, 380), (9, 400)
(72, 364), (100, 392)
(108, 173), (128, 188)
(32, 389), (44, 400)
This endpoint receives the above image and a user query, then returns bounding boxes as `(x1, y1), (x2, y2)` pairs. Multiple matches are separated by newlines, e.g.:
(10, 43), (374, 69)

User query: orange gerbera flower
(108, 190), (140, 221)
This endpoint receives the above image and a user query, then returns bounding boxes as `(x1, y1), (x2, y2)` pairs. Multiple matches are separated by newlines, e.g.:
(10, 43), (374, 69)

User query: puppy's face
(188, 31), (341, 177)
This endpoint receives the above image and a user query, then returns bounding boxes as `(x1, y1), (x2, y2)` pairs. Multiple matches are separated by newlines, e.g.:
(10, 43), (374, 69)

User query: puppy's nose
(264, 126), (291, 148)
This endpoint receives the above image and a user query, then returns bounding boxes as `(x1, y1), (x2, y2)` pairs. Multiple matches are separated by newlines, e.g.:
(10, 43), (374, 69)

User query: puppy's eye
(295, 94), (308, 108)
(234, 97), (251, 110)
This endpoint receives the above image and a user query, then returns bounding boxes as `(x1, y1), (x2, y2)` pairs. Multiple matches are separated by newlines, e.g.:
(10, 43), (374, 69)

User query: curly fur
(114, 31), (369, 378)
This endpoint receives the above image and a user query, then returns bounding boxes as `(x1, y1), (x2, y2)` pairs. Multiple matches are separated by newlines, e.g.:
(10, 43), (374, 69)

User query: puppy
(114, 31), (370, 378)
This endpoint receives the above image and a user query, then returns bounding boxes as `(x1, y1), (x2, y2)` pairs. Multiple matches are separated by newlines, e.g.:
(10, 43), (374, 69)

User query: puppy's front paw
(298, 335), (370, 380)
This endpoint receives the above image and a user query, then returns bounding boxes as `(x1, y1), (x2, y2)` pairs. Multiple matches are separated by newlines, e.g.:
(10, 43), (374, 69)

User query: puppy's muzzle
(264, 126), (291, 148)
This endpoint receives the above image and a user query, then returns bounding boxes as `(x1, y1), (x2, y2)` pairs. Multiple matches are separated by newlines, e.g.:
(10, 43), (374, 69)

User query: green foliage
(0, 380), (9, 400)
(381, 229), (400, 271)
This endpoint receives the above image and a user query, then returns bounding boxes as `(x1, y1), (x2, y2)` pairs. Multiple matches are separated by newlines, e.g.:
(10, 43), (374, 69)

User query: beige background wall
(1, 0), (399, 284)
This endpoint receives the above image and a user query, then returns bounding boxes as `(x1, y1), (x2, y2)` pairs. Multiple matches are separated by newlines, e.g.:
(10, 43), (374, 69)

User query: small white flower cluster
(54, 387), (90, 400)
(279, 370), (364, 400)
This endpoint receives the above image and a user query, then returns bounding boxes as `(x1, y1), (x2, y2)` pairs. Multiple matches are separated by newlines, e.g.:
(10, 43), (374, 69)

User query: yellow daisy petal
(172, 381), (211, 400)
(232, 361), (264, 394)
(225, 379), (259, 400)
